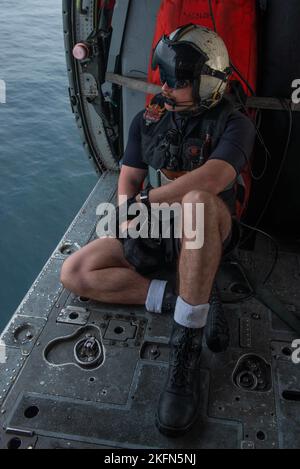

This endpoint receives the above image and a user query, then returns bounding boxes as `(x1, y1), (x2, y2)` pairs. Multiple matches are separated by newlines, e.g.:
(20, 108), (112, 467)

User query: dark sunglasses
(159, 69), (191, 90)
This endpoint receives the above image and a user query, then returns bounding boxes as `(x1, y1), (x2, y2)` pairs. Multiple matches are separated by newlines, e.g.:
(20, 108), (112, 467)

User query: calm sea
(0, 0), (98, 332)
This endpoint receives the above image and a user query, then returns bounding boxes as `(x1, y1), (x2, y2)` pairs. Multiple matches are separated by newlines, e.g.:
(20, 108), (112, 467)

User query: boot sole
(155, 411), (199, 438)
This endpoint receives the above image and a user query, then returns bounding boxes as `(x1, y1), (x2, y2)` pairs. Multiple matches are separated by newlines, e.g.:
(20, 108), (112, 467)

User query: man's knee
(60, 240), (99, 293)
(60, 253), (85, 294)
(60, 237), (132, 293)
(181, 189), (218, 208)
(181, 190), (231, 241)
(181, 190), (219, 222)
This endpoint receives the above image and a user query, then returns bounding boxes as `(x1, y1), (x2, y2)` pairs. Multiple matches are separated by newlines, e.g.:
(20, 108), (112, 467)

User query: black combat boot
(156, 321), (203, 437)
(205, 282), (230, 353)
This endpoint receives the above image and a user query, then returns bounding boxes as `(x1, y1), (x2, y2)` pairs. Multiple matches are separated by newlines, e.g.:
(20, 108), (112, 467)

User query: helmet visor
(152, 36), (208, 85)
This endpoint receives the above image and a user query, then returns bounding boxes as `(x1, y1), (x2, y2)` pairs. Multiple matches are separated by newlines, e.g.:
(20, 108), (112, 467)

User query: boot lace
(170, 329), (199, 387)
(209, 287), (229, 336)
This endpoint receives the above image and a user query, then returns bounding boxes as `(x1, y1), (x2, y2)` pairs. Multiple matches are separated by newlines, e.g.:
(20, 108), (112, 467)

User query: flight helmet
(152, 24), (231, 109)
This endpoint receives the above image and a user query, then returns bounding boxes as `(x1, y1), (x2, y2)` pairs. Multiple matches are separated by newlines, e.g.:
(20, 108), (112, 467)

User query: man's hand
(115, 196), (137, 237)
(119, 219), (131, 235)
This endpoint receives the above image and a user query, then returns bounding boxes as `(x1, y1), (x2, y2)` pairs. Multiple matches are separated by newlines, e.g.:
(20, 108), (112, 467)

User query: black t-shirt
(122, 109), (256, 177)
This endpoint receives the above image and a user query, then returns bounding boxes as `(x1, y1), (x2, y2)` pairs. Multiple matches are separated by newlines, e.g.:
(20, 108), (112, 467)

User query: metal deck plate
(1, 172), (300, 449)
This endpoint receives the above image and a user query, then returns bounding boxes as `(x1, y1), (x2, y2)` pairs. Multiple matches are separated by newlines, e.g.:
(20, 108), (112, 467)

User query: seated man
(60, 24), (255, 437)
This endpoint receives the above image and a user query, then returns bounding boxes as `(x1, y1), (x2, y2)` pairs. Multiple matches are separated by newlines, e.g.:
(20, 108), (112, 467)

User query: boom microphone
(162, 96), (195, 109)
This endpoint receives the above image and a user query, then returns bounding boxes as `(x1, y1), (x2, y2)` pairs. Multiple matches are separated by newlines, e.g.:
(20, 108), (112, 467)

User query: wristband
(139, 188), (151, 210)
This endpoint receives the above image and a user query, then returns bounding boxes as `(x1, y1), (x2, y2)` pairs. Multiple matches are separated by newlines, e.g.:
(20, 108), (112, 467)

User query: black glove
(123, 237), (164, 274)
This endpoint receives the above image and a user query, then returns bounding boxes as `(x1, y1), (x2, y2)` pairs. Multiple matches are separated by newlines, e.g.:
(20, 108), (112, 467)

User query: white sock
(145, 279), (168, 314)
(174, 296), (210, 329)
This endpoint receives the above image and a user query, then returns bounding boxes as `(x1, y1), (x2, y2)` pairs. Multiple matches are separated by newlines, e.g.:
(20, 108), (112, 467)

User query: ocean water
(0, 0), (98, 332)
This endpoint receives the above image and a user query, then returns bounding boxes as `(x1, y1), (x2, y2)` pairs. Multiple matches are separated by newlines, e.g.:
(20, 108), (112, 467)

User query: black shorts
(120, 217), (240, 275)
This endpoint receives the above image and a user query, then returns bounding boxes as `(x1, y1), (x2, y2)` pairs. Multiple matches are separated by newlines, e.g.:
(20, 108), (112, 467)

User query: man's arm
(142, 159), (236, 205)
(142, 110), (255, 205)
(118, 164), (147, 205)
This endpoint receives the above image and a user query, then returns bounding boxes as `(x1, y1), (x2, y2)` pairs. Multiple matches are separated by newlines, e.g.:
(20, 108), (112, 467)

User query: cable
(235, 96), (293, 240)
(208, 0), (255, 97)
(239, 221), (279, 285)
(230, 61), (256, 97)
(208, 0), (217, 32)
(206, 0), (288, 298)
(233, 94), (269, 161)
(233, 91), (271, 181)
(223, 221), (279, 304)
(208, 0), (294, 228)
(241, 100), (293, 244)
(208, 0), (268, 181)
(208, 1), (271, 181)
(258, 99), (293, 219)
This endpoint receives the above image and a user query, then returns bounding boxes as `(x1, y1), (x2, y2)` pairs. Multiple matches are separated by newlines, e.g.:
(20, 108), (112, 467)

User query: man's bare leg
(156, 190), (232, 437)
(179, 190), (232, 305)
(60, 237), (150, 304)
